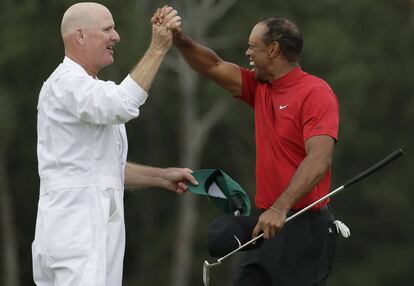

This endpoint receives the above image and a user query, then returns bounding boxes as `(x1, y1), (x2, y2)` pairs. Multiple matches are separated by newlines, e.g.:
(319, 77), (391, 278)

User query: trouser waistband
(287, 205), (330, 217)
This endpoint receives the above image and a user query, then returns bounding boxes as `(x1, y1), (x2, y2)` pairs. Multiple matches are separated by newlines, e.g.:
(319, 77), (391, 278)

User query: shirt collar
(271, 66), (304, 88)
(63, 56), (91, 76)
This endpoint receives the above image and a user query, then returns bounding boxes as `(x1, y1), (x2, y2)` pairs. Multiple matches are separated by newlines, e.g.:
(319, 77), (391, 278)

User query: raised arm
(130, 7), (181, 92)
(173, 30), (243, 96)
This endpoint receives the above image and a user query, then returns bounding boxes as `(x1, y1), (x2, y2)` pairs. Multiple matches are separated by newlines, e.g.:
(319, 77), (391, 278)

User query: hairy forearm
(130, 46), (168, 92)
(273, 154), (332, 213)
(173, 30), (222, 75)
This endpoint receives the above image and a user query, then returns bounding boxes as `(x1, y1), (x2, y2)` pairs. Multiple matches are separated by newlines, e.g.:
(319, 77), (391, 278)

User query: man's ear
(269, 41), (280, 58)
(76, 28), (86, 46)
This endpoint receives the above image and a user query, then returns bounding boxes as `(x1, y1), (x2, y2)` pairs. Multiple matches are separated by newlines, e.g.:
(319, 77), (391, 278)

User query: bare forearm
(173, 30), (242, 95)
(124, 162), (166, 189)
(253, 136), (335, 239)
(273, 153), (332, 213)
(130, 7), (181, 91)
(130, 47), (168, 92)
(124, 162), (198, 193)
(252, 155), (331, 240)
(173, 30), (222, 75)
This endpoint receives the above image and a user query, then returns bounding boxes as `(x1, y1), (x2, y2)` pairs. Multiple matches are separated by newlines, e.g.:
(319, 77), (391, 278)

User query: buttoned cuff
(120, 75), (148, 107)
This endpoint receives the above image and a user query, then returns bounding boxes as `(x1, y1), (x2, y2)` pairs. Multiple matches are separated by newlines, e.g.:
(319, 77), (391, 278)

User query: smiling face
(61, 3), (120, 76)
(81, 6), (120, 74)
(245, 23), (274, 82)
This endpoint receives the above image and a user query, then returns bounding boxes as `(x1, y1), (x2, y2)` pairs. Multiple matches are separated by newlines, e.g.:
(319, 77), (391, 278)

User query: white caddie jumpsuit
(33, 57), (148, 286)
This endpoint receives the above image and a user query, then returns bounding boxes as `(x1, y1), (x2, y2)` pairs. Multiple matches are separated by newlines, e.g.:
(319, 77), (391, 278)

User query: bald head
(60, 2), (120, 75)
(61, 2), (110, 38)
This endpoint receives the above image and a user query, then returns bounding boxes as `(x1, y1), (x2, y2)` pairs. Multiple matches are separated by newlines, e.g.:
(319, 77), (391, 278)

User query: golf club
(203, 148), (404, 286)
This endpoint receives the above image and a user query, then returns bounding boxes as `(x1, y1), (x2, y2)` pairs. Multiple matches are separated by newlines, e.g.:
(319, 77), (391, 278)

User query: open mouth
(249, 60), (256, 71)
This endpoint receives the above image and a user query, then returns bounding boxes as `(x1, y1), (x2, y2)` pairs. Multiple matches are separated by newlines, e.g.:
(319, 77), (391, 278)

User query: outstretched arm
(172, 30), (243, 96)
(124, 162), (198, 194)
(152, 7), (242, 96)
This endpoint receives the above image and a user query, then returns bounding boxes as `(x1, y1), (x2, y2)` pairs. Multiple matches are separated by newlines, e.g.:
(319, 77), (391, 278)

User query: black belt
(287, 205), (329, 218)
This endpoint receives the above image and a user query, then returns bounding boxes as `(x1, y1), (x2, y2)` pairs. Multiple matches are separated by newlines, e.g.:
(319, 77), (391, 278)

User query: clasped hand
(149, 6), (181, 50)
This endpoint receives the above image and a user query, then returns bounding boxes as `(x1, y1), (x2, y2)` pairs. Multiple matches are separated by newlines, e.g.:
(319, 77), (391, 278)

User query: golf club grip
(342, 148), (403, 189)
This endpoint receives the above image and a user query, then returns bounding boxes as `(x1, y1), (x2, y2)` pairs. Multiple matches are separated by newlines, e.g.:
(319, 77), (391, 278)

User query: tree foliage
(0, 0), (413, 285)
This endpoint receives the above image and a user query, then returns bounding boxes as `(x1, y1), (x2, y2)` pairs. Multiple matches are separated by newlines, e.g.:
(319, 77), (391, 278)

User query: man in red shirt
(157, 11), (339, 286)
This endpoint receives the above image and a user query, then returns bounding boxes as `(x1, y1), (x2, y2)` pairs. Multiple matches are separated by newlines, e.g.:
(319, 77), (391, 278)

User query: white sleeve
(55, 73), (148, 125)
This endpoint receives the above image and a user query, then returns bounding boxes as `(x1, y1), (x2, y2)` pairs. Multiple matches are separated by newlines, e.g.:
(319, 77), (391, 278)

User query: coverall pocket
(32, 241), (46, 283)
(41, 207), (92, 260)
(99, 188), (120, 222)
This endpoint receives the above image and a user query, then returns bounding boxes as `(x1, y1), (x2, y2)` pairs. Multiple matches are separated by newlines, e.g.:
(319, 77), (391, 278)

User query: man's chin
(255, 72), (265, 82)
(255, 71), (272, 82)
(102, 58), (114, 68)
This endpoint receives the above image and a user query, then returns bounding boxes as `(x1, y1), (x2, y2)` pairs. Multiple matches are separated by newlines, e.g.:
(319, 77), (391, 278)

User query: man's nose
(245, 48), (250, 57)
(112, 30), (120, 42)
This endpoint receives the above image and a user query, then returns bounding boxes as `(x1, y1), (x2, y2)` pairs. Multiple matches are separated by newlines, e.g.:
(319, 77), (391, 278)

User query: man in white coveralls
(32, 3), (197, 285)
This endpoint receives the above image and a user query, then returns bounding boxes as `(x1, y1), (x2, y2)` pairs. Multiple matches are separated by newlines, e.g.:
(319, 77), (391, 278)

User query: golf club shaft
(217, 148), (403, 263)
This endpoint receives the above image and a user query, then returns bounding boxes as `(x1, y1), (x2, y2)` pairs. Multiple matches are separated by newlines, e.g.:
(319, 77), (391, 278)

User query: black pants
(233, 207), (338, 286)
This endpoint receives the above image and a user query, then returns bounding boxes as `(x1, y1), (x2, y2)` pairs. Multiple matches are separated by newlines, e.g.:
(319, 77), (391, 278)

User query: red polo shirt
(238, 67), (339, 210)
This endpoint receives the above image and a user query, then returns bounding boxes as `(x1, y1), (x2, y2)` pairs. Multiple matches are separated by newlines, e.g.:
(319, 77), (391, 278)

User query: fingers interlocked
(151, 5), (181, 31)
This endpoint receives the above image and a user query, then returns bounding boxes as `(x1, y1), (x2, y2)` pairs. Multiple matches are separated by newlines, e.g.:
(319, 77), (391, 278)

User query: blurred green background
(0, 0), (413, 285)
